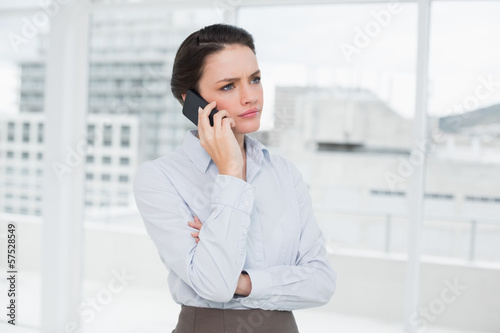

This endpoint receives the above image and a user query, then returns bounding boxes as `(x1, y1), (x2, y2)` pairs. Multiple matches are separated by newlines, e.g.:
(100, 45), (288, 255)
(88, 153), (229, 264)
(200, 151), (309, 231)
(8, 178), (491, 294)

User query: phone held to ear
(182, 89), (224, 127)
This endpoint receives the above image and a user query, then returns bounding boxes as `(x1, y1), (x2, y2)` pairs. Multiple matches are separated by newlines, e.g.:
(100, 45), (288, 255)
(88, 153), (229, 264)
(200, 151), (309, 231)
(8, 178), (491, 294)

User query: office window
(121, 125), (130, 135)
(38, 123), (44, 143)
(87, 124), (95, 145)
(103, 124), (112, 146)
(238, 3), (417, 254)
(424, 1), (500, 262)
(23, 122), (30, 142)
(120, 125), (130, 147)
(240, 4), (417, 153)
(119, 157), (130, 165)
(7, 122), (15, 141)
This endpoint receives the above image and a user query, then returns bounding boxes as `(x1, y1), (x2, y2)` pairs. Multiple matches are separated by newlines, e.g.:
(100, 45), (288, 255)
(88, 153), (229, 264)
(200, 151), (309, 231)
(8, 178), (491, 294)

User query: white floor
(0, 271), (491, 333)
(80, 289), (490, 333)
(81, 285), (490, 333)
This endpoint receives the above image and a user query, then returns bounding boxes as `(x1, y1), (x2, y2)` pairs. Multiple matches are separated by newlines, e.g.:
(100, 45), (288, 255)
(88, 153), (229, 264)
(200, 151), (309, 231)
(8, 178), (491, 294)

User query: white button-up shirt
(133, 129), (336, 310)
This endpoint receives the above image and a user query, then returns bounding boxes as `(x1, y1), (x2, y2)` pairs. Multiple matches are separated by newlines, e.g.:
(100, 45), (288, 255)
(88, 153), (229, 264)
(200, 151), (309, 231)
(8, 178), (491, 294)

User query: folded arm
(133, 162), (254, 303)
(242, 161), (337, 310)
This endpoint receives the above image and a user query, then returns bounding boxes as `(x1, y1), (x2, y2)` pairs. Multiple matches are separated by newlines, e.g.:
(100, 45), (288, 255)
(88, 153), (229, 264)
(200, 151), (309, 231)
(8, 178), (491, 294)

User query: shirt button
(243, 229), (248, 234)
(243, 200), (249, 206)
(246, 189), (252, 195)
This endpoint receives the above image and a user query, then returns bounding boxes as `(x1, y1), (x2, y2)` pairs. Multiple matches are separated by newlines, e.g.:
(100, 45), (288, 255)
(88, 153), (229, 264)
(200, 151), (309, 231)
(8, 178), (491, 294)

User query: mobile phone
(182, 89), (221, 126)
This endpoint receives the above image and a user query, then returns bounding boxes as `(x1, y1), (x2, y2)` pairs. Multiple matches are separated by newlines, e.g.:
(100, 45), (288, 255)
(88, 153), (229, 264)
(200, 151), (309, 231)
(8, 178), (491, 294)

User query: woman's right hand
(197, 101), (244, 179)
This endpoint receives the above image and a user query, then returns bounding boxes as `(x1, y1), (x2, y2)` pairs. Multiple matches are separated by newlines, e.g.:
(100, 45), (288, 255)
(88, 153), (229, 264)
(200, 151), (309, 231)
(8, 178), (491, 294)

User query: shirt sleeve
(241, 161), (337, 311)
(133, 161), (254, 303)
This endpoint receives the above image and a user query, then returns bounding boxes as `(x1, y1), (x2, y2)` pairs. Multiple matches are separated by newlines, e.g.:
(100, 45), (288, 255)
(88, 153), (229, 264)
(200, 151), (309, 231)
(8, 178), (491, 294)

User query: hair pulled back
(170, 24), (256, 105)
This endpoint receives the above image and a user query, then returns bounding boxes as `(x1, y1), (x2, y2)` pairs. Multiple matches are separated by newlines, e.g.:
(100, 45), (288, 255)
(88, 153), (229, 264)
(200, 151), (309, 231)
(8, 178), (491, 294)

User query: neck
(235, 133), (246, 154)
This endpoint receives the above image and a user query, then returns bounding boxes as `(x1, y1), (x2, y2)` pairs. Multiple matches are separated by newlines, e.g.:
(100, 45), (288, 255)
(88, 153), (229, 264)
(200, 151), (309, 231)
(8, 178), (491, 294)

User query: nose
(239, 82), (257, 105)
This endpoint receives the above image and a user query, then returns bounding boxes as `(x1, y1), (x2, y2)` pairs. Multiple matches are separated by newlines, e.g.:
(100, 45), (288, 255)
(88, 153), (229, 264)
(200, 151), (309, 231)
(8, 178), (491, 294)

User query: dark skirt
(172, 305), (300, 333)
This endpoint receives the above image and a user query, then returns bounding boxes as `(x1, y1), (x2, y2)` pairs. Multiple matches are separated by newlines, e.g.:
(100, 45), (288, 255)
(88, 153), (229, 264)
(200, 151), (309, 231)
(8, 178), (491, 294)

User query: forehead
(202, 44), (258, 81)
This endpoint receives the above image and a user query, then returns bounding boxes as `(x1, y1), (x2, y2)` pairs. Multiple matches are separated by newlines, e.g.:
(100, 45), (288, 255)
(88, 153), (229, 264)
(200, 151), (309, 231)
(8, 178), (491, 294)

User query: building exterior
(270, 85), (500, 219)
(84, 114), (139, 209)
(19, 61), (45, 113)
(0, 113), (139, 215)
(265, 86), (500, 260)
(19, 12), (196, 162)
(0, 113), (44, 216)
(6, 12), (205, 215)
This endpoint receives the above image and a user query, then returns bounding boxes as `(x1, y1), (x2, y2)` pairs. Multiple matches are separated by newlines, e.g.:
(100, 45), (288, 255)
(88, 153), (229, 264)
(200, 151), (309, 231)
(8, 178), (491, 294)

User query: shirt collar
(182, 129), (270, 174)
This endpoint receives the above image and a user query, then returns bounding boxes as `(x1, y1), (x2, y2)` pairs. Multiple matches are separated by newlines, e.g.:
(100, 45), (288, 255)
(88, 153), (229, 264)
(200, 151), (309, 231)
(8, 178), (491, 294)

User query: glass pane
(238, 3), (418, 331)
(425, 1), (500, 264)
(0, 17), (45, 213)
(82, 8), (220, 333)
(0, 14), (47, 330)
(238, 2), (417, 254)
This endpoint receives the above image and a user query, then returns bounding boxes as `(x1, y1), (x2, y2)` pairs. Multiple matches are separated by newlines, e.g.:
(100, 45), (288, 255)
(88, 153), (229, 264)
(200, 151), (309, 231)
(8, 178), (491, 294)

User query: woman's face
(197, 44), (263, 135)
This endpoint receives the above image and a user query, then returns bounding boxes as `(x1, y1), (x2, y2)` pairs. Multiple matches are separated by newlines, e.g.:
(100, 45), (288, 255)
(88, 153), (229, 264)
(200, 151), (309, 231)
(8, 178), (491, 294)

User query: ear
(182, 93), (186, 102)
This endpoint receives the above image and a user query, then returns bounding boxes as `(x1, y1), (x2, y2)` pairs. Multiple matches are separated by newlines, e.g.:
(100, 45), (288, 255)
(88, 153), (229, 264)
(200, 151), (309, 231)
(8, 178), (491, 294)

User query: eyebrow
(215, 70), (261, 84)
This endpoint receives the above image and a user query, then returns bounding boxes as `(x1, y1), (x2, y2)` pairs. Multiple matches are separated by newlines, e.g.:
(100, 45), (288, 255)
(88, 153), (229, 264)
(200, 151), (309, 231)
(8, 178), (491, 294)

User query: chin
(237, 121), (261, 134)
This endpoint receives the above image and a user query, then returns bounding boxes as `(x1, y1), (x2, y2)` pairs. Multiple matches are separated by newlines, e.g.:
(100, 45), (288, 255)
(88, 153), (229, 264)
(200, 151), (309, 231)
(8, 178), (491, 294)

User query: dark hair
(170, 24), (256, 105)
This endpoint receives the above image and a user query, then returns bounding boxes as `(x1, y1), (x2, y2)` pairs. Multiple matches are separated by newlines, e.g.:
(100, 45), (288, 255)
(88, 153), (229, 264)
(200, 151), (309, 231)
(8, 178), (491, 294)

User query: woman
(133, 23), (336, 333)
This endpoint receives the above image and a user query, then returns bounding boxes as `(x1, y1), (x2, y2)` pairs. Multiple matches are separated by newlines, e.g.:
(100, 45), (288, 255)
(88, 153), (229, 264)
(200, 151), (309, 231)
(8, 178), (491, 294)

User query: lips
(239, 108), (260, 117)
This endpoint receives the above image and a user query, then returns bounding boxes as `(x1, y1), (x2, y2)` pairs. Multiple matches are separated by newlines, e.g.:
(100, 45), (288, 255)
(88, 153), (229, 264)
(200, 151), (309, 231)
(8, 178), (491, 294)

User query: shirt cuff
(243, 268), (272, 300)
(211, 174), (255, 214)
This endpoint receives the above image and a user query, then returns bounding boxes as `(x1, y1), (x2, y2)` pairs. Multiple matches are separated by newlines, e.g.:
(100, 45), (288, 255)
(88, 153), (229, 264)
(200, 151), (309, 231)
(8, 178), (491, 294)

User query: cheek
(255, 85), (264, 101)
(216, 97), (239, 117)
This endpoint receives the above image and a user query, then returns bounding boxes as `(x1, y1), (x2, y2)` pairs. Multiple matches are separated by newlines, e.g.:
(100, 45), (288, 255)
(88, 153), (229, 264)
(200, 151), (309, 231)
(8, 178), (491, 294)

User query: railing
(313, 206), (500, 263)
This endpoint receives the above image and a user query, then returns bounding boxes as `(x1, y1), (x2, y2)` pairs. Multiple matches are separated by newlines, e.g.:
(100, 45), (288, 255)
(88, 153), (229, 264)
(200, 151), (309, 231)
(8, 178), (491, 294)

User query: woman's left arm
(188, 160), (337, 310)
(241, 161), (337, 311)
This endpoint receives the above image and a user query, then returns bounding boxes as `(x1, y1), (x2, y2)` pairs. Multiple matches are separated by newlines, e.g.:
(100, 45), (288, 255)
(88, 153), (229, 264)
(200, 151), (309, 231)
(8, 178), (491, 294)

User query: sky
(1, 1), (500, 119)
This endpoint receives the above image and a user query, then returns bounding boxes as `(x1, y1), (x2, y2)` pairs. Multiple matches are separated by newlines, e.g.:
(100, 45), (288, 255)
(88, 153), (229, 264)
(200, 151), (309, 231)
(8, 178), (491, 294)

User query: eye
(221, 83), (234, 91)
(251, 76), (261, 84)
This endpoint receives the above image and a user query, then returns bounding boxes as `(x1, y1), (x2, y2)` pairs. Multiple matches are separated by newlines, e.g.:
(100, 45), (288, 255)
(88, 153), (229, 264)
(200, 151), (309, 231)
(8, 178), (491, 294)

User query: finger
(188, 221), (201, 231)
(198, 101), (217, 137)
(196, 238), (200, 243)
(221, 116), (236, 130)
(191, 231), (199, 238)
(193, 216), (203, 225)
(190, 218), (203, 229)
(213, 110), (231, 134)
